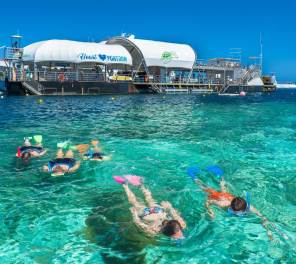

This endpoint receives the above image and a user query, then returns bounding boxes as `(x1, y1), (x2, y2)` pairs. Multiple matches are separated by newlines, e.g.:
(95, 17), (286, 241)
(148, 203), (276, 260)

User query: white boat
(271, 74), (296, 89)
(276, 83), (296, 89)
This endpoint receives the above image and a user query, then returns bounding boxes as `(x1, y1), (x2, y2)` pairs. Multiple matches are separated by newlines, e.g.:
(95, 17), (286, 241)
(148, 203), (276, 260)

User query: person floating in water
(16, 136), (47, 162)
(187, 165), (288, 241)
(76, 140), (111, 161)
(114, 175), (186, 238)
(43, 148), (80, 176)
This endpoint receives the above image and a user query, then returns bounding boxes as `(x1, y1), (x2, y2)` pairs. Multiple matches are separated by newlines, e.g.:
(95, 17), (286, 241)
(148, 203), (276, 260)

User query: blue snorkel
(227, 192), (251, 217)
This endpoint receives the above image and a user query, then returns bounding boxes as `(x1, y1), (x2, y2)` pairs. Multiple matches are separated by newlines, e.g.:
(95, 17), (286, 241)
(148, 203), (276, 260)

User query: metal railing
(7, 69), (252, 87)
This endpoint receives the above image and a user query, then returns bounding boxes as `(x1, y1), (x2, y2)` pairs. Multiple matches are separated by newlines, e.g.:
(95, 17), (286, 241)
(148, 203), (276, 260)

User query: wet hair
(230, 197), (247, 212)
(161, 220), (182, 237)
(21, 152), (31, 161)
(53, 165), (64, 173)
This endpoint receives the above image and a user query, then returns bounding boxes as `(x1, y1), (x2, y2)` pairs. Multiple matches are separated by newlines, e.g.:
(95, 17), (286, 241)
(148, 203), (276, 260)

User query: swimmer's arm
(102, 155), (112, 161)
(205, 199), (215, 219)
(130, 208), (157, 235)
(250, 206), (273, 240)
(68, 161), (81, 173)
(161, 201), (186, 229)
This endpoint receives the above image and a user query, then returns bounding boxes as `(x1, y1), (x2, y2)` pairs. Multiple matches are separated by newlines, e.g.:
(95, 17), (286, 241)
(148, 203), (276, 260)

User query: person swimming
(187, 166), (277, 240)
(114, 175), (186, 238)
(16, 136), (47, 162)
(76, 140), (111, 161)
(43, 149), (80, 176)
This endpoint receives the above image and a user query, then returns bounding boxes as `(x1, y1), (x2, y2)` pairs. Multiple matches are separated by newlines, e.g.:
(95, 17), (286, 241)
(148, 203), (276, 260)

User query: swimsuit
(20, 146), (44, 154)
(140, 206), (165, 219)
(47, 158), (76, 172)
(84, 151), (104, 160)
(205, 188), (235, 201)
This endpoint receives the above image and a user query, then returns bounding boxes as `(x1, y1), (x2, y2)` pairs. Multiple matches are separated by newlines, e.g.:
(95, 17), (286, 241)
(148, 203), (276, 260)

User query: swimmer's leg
(140, 186), (157, 207)
(65, 150), (74, 158)
(123, 184), (144, 209)
(56, 149), (64, 158)
(24, 138), (32, 146)
(194, 179), (210, 191)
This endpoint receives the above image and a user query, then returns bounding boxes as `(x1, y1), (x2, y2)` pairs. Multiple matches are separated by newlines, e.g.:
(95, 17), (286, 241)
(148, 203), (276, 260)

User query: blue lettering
(78, 53), (127, 63)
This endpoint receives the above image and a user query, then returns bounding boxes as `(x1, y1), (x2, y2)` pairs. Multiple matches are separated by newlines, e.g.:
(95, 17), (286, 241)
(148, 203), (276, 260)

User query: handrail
(7, 69), (254, 86)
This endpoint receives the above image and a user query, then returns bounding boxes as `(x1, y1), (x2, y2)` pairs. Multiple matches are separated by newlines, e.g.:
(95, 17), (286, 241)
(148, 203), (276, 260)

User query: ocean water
(0, 91), (295, 264)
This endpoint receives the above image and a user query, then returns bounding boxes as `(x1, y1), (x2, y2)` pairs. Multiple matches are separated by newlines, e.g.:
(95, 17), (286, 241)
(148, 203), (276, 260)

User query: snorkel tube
(17, 147), (21, 158)
(227, 192), (251, 217)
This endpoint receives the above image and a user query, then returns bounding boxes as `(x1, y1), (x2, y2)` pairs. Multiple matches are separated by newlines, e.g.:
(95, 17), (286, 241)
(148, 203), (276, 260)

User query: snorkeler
(76, 140), (111, 161)
(114, 175), (186, 238)
(187, 165), (288, 241)
(16, 136), (47, 161)
(43, 148), (80, 176)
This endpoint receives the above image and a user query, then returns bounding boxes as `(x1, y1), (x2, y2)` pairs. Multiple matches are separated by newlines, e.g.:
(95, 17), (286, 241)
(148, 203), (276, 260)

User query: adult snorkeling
(76, 140), (111, 161)
(114, 175), (186, 238)
(187, 165), (288, 241)
(16, 136), (47, 162)
(43, 147), (80, 177)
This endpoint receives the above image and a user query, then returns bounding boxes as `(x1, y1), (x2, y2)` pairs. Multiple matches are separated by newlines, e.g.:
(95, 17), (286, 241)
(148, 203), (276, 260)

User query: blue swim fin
(206, 166), (224, 179)
(187, 166), (201, 181)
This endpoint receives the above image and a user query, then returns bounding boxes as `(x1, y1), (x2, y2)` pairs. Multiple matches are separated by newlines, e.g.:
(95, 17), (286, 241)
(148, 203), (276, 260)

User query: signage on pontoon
(161, 51), (178, 64)
(78, 53), (128, 63)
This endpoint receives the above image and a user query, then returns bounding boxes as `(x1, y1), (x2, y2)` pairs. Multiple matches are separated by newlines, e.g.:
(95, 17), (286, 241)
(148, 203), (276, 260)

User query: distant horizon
(2, 0), (296, 82)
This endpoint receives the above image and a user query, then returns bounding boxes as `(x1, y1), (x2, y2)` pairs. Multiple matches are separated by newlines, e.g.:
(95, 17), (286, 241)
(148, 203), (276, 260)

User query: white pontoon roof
(108, 37), (196, 69)
(22, 40), (132, 65)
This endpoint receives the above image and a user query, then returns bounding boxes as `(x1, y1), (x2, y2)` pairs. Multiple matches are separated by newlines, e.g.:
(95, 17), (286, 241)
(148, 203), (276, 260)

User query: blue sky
(2, 0), (296, 81)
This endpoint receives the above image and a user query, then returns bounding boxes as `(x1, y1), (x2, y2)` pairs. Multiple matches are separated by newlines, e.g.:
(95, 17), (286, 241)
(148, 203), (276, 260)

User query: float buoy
(240, 91), (246, 97)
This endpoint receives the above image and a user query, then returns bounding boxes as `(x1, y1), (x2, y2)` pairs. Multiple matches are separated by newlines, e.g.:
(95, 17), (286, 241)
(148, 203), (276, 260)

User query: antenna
(260, 32), (263, 75)
(229, 48), (242, 64)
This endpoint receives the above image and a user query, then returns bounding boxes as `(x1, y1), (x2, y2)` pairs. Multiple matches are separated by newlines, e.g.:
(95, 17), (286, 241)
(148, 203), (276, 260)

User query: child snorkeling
(114, 175), (186, 238)
(16, 135), (47, 162)
(188, 166), (288, 241)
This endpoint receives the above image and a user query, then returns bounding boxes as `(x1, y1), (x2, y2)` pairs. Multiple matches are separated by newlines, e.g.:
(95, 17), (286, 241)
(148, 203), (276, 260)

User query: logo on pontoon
(78, 53), (128, 63)
(161, 51), (178, 64)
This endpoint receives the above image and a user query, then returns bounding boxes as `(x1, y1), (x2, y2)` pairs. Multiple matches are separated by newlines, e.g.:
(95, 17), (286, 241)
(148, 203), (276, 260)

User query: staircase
(218, 84), (230, 94)
(22, 80), (44, 95)
(150, 83), (164, 93)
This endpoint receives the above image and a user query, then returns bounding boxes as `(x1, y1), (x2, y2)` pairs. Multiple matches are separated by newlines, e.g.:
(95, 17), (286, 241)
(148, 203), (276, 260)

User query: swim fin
(206, 166), (224, 179)
(187, 166), (201, 181)
(33, 135), (43, 144)
(57, 140), (70, 149)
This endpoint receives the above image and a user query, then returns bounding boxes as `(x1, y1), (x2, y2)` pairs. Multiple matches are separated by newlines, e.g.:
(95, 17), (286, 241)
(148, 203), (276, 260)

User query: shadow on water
(84, 190), (158, 264)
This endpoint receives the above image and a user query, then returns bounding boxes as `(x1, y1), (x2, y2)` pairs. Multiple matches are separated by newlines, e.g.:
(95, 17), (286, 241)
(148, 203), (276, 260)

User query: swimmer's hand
(267, 230), (274, 241)
(208, 210), (215, 219)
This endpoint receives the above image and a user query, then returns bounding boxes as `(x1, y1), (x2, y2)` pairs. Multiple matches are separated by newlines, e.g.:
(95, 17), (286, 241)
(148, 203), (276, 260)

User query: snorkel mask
(227, 192), (251, 217)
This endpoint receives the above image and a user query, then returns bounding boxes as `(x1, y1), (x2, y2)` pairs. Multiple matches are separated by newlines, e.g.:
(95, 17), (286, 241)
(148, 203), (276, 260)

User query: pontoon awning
(107, 37), (196, 69)
(22, 40), (132, 65)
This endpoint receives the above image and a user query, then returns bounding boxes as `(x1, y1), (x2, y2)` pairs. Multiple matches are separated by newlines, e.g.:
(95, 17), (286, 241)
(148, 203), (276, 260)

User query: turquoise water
(0, 92), (295, 263)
